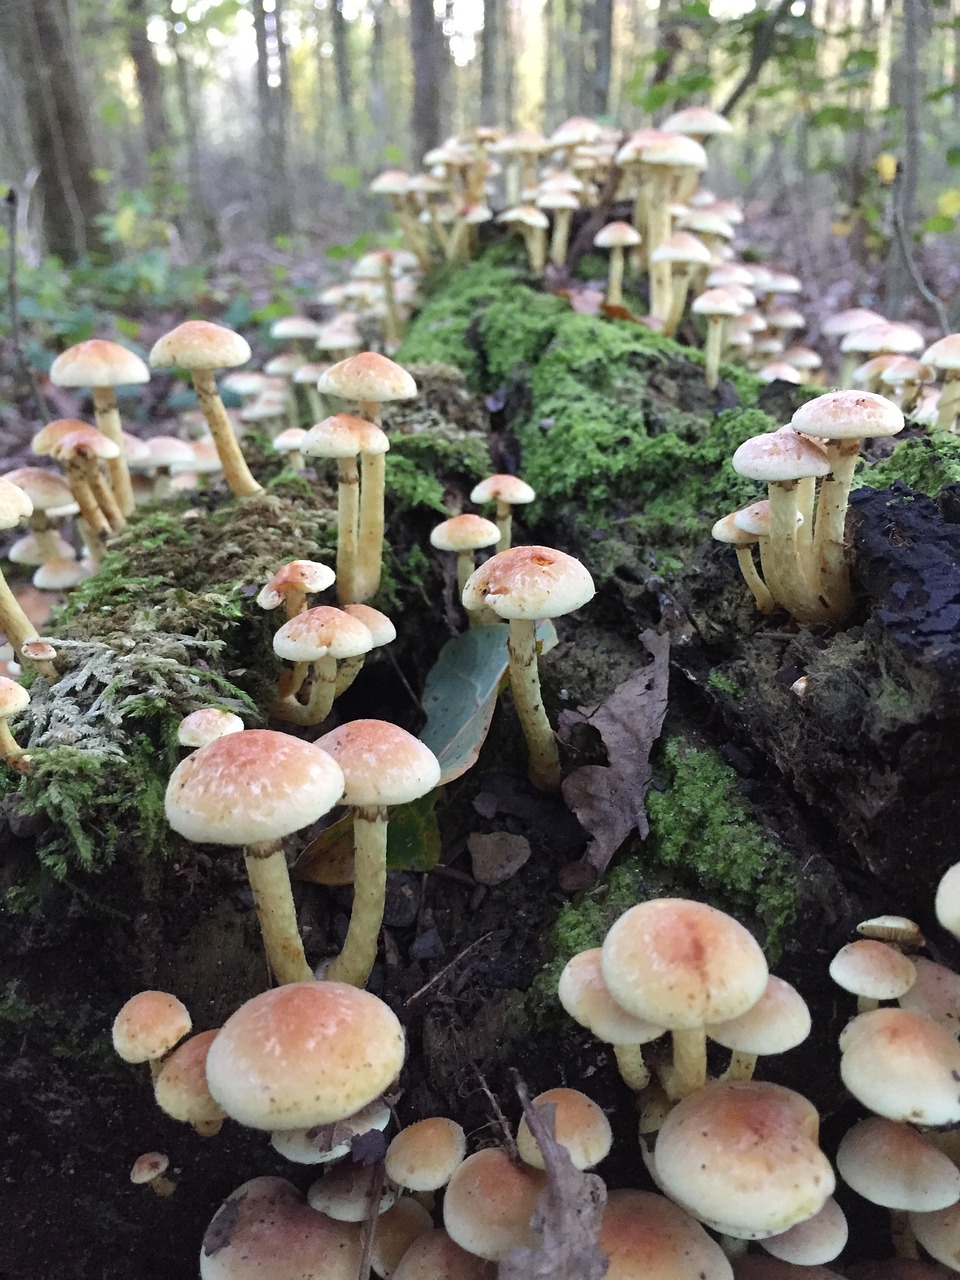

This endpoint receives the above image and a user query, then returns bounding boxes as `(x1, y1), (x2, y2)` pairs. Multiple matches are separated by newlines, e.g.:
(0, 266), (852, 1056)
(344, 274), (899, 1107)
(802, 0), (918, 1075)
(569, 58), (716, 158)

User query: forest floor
(1, 226), (959, 1280)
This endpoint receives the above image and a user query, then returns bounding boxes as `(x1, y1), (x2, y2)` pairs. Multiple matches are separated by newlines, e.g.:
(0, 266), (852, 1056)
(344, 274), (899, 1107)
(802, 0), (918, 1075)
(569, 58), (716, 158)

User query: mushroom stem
(65, 457), (111, 538)
(191, 369), (263, 499)
(613, 1044), (651, 1091)
(88, 462), (126, 534)
(242, 838), (315, 984)
(495, 500), (513, 550)
(334, 456), (361, 605)
(0, 570), (54, 670)
(273, 654), (338, 726)
(324, 805), (387, 988)
(811, 439), (860, 618)
(703, 316), (726, 391)
(646, 171), (673, 320)
(605, 247), (626, 308)
(334, 654), (365, 697)
(549, 209), (574, 267)
(507, 617), (560, 792)
(663, 1026), (707, 1100)
(0, 719), (30, 773)
(734, 547), (775, 615)
(664, 266), (693, 338)
(91, 386), (136, 516)
(722, 1050), (758, 1082)
(456, 551), (476, 599)
(936, 375), (960, 431)
(766, 479), (826, 622)
(356, 451), (386, 602)
(891, 1211), (919, 1259)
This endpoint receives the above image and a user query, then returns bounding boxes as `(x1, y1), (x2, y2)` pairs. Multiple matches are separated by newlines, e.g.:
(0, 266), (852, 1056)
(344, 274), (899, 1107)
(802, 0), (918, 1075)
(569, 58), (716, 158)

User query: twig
(355, 1162), (385, 1280)
(469, 1059), (518, 1157)
(890, 179), (951, 337)
(4, 188), (48, 421)
(563, 154), (625, 281)
(404, 931), (492, 1010)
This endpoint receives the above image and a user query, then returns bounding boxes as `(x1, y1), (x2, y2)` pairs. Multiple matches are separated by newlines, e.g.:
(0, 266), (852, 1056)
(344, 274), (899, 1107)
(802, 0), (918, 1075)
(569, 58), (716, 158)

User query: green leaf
(420, 621), (557, 784)
(294, 791), (442, 882)
(329, 164), (362, 191)
(947, 147), (960, 168)
(923, 214), (956, 234)
(382, 144), (405, 165)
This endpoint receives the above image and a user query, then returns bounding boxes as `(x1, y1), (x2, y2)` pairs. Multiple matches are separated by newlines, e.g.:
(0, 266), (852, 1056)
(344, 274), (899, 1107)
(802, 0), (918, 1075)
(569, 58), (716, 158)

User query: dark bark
(125, 0), (178, 215)
(886, 0), (926, 316)
(480, 0), (500, 126)
(719, 0), (795, 116)
(590, 0), (614, 116)
(169, 22), (221, 252)
(331, 0), (357, 156)
(252, 0), (291, 237)
(410, 0), (447, 163)
(369, 0), (389, 136)
(14, 0), (110, 262)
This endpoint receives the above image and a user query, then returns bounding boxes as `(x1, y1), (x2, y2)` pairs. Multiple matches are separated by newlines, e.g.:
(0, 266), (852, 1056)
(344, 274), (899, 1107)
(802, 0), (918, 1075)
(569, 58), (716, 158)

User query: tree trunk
(252, 0), (291, 238)
(410, 0), (447, 163)
(590, 0), (614, 116)
(886, 0), (926, 315)
(125, 0), (177, 214)
(14, 0), (110, 262)
(169, 21), (221, 252)
(331, 0), (357, 158)
(369, 0), (389, 138)
(480, 0), (500, 126)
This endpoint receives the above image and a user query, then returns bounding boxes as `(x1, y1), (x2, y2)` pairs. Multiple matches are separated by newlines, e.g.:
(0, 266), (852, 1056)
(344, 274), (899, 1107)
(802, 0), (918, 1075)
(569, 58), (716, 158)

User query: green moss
(857, 430), (960, 496)
(644, 738), (797, 955)
(707, 669), (744, 698)
(0, 979), (114, 1066)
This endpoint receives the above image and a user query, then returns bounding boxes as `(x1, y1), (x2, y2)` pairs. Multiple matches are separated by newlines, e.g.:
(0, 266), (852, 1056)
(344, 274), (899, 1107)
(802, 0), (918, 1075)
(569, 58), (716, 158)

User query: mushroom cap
(257, 559), (336, 610)
(317, 719), (441, 808)
(651, 232), (713, 265)
(33, 555), (92, 590)
(443, 1147), (546, 1261)
(270, 316), (322, 341)
(385, 1117), (468, 1191)
(50, 338), (149, 388)
(639, 132), (709, 170)
(601, 898), (769, 1030)
(497, 204), (549, 230)
(536, 188), (579, 212)
(822, 307), (887, 337)
(829, 939), (916, 1000)
(791, 389), (905, 441)
(303, 413), (388, 459)
(430, 514), (501, 553)
(935, 862), (960, 940)
(470, 474), (535, 506)
(145, 435), (195, 470)
(391, 1229), (496, 1280)
(264, 353), (305, 378)
(661, 106), (733, 137)
(199, 1176), (363, 1280)
(598, 1188), (734, 1280)
(594, 220), (642, 249)
(205, 982), (405, 1130)
(269, 1098), (390, 1165)
(921, 333), (960, 370)
(732, 430), (831, 482)
(272, 429), (307, 459)
(153, 1029), (227, 1130)
(149, 320), (251, 370)
(759, 362), (804, 385)
(654, 1079), (834, 1239)
(712, 512), (760, 547)
(707, 975), (811, 1057)
(898, 956), (960, 1034)
(692, 286), (745, 318)
(369, 169), (411, 195)
(461, 545), (595, 621)
(837, 1116), (960, 1211)
(130, 1151), (170, 1185)
(857, 914), (925, 947)
(0, 677), (29, 719)
(839, 321), (925, 355)
(177, 707), (245, 749)
(112, 990), (192, 1063)
(3, 467), (75, 511)
(164, 728), (345, 846)
(839, 1007), (960, 1125)
(908, 1201), (960, 1272)
(558, 948), (667, 1044)
(307, 1163), (398, 1221)
(51, 424), (120, 461)
(515, 1087), (612, 1171)
(341, 603), (396, 648)
(273, 605), (374, 663)
(317, 351), (417, 404)
(760, 1198), (848, 1267)
(0, 477), (33, 529)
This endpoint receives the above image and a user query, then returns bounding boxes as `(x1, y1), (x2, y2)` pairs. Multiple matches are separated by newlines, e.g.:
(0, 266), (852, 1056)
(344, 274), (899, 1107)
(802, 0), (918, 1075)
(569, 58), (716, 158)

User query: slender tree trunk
(331, 0), (356, 158)
(591, 0), (614, 115)
(14, 0), (110, 262)
(253, 0), (291, 237)
(125, 0), (178, 214)
(410, 0), (447, 162)
(169, 22), (221, 252)
(886, 0), (925, 314)
(480, 0), (500, 125)
(369, 0), (389, 137)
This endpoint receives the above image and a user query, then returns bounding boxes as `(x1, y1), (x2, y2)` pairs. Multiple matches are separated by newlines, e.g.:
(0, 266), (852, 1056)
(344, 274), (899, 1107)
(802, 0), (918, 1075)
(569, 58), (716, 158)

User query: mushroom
(708, 974), (811, 1081)
(711, 511), (776, 616)
(3, 468), (81, 587)
(650, 231), (713, 335)
(537, 187), (580, 267)
(48, 338), (149, 517)
(257, 559), (336, 622)
(334, 603), (396, 696)
(153, 1029), (227, 1137)
(272, 605), (374, 725)
(112, 989), (192, 1081)
(164, 730), (345, 983)
(302, 414), (372, 604)
(317, 354), (418, 601)
(469, 474), (535, 551)
(176, 707), (245, 750)
(32, 419), (116, 540)
(273, 426), (308, 472)
(0, 677), (31, 773)
(692, 286), (744, 390)
(497, 205), (550, 276)
(462, 546), (595, 792)
(131, 1152), (176, 1198)
(598, 1189), (734, 1280)
(515, 1087), (612, 1171)
(829, 939), (917, 1013)
(920, 334), (960, 431)
(149, 320), (262, 499)
(839, 1007), (960, 1126)
(316, 719), (441, 988)
(385, 1118), (467, 1191)
(760, 1198), (848, 1267)
(430, 513), (501, 603)
(593, 221), (642, 308)
(443, 1149), (546, 1261)
(0, 477), (58, 675)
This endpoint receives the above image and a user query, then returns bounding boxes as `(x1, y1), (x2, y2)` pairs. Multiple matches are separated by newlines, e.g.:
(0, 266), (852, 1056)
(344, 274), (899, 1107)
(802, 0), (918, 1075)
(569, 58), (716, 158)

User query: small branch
(4, 188), (48, 421)
(890, 177), (951, 337)
(562, 155), (625, 282)
(720, 0), (795, 117)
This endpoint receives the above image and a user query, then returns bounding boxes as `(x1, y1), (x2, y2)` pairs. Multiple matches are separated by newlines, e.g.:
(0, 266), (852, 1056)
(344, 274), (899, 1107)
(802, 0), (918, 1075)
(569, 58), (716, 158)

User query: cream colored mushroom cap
(443, 1148), (546, 1261)
(270, 1099), (390, 1166)
(909, 1200), (960, 1271)
(112, 990), (192, 1063)
(164, 728), (344, 846)
(257, 559), (337, 610)
(470, 474), (535, 506)
(791, 389), (905, 440)
(431, 514), (501, 553)
(177, 707), (245, 749)
(692, 286), (745, 318)
(898, 956), (960, 1035)
(707, 975), (811, 1057)
(558, 947), (667, 1044)
(598, 1188), (734, 1280)
(386, 1117), (467, 1191)
(206, 983), (404, 1130)
(921, 333), (960, 370)
(3, 467), (75, 511)
(654, 1080), (834, 1239)
(303, 413), (388, 458)
(651, 232), (713, 265)
(712, 512), (759, 547)
(199, 1176), (363, 1280)
(935, 862), (960, 940)
(840, 321), (925, 355)
(150, 320), (251, 370)
(154, 1029), (227, 1130)
(516, 1087), (612, 1171)
(342, 603), (396, 648)
(639, 132), (709, 169)
(307, 1163), (398, 1221)
(602, 898), (769, 1030)
(839, 1007), (960, 1125)
(0, 676), (29, 718)
(392, 1229), (496, 1280)
(837, 1116), (960, 1211)
(317, 719), (441, 808)
(270, 316), (322, 341)
(761, 1198), (848, 1266)
(273, 606), (373, 663)
(732, 429), (831, 482)
(829, 940), (916, 1000)
(50, 338), (150, 387)
(0, 478), (34, 529)
(661, 106), (733, 137)
(594, 220), (642, 249)
(318, 351), (417, 403)
(461, 545), (595, 620)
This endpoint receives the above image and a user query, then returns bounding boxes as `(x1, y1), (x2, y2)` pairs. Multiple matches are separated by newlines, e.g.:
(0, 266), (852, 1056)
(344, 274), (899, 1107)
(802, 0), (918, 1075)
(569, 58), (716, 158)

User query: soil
(1, 276), (958, 1280)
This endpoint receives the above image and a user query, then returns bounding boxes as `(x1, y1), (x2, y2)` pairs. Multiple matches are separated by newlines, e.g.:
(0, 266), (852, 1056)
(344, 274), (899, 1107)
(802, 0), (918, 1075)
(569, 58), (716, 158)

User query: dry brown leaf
(558, 630), (669, 890)
(553, 287), (606, 315)
(498, 1079), (608, 1280)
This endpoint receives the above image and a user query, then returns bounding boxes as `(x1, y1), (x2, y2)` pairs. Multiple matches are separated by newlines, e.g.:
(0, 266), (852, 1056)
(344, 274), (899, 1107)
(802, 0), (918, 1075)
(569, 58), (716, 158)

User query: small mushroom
(131, 1152), (176, 1197)
(0, 677), (31, 772)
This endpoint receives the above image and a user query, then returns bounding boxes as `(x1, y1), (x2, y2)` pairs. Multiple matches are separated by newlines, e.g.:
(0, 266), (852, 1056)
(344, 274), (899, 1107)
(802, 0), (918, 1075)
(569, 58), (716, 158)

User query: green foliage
(644, 738), (797, 955)
(0, 979), (114, 1065)
(856, 430), (960, 496)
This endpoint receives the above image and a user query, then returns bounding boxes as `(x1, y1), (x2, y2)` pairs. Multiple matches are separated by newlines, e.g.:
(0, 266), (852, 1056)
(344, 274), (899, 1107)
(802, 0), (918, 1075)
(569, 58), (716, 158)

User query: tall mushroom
(271, 606), (374, 726)
(149, 320), (262, 499)
(49, 338), (149, 517)
(593, 221), (642, 308)
(302, 414), (379, 606)
(0, 478), (58, 676)
(316, 720), (441, 988)
(469, 474), (535, 549)
(462, 545), (595, 792)
(165, 730), (345, 984)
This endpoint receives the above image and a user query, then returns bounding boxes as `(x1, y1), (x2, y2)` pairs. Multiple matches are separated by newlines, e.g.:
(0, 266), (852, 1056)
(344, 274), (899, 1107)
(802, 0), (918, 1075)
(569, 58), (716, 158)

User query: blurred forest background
(0, 0), (958, 327)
